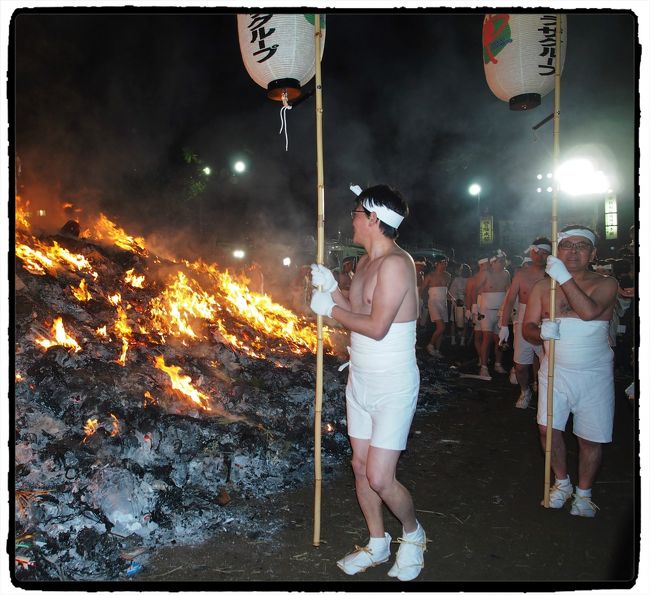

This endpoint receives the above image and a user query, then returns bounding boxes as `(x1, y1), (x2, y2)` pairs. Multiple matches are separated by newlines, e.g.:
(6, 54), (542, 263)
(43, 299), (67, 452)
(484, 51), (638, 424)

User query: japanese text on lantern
(537, 15), (558, 76)
(247, 14), (278, 63)
(480, 216), (494, 245)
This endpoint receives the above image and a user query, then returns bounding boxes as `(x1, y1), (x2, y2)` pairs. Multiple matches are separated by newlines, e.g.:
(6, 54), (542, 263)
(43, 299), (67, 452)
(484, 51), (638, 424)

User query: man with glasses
(523, 224), (618, 517)
(309, 185), (426, 581)
(498, 237), (552, 409)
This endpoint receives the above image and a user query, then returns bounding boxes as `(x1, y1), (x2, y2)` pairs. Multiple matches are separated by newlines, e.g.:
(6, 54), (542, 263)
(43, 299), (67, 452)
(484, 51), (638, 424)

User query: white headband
(361, 198), (404, 229)
(478, 258), (489, 264)
(522, 256), (533, 264)
(526, 243), (552, 254)
(490, 248), (506, 263)
(557, 229), (596, 245)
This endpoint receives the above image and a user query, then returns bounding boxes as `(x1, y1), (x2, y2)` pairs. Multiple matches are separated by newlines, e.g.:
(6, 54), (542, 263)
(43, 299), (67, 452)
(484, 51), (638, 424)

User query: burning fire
(16, 237), (96, 278)
(113, 305), (133, 365)
(16, 196), (31, 230)
(125, 268), (145, 288)
(154, 355), (211, 410)
(82, 418), (99, 442)
(35, 317), (82, 353)
(71, 278), (92, 301)
(109, 414), (120, 437)
(91, 213), (147, 254)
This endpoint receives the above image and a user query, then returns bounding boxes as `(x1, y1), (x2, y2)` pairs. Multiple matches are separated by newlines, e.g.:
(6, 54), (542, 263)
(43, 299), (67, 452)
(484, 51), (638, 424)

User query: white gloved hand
(310, 290), (335, 317)
(498, 326), (509, 343)
(310, 263), (338, 293)
(540, 319), (561, 340)
(545, 255), (572, 285)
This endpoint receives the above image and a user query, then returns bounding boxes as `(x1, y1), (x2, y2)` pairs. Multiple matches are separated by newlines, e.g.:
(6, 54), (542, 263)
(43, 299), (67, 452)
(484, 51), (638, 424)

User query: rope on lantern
(278, 91), (292, 151)
(542, 13), (563, 509)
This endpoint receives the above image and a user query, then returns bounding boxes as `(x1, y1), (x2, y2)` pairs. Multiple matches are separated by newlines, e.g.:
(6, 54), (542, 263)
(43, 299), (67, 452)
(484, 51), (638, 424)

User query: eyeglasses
(350, 209), (367, 219)
(558, 241), (593, 252)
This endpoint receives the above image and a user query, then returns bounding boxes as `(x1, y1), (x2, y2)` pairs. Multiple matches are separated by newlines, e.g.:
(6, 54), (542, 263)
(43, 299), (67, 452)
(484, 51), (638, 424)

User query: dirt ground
(133, 343), (638, 590)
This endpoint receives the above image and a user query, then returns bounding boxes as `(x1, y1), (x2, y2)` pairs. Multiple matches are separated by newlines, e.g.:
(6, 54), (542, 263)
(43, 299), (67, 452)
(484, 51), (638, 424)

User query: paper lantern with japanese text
(483, 14), (567, 110)
(237, 13), (326, 101)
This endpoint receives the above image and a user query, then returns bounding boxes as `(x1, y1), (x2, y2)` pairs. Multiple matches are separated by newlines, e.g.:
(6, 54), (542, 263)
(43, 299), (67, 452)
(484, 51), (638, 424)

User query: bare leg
(515, 362), (530, 393)
(538, 425), (568, 479)
(349, 437), (386, 537)
(480, 330), (491, 367)
(576, 437), (603, 490)
(365, 446), (417, 533)
(431, 320), (445, 350)
(492, 333), (503, 366)
(474, 329), (482, 360)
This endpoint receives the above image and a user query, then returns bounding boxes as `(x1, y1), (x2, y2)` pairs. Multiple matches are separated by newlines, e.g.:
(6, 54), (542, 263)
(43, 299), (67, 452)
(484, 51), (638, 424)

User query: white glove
(310, 290), (335, 317)
(498, 326), (509, 343)
(545, 255), (572, 285)
(540, 319), (561, 340)
(310, 263), (338, 293)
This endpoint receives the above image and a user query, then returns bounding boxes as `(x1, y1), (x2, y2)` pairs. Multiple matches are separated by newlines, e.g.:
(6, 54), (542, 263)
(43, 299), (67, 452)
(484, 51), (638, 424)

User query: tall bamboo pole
(312, 13), (325, 546)
(543, 14), (563, 508)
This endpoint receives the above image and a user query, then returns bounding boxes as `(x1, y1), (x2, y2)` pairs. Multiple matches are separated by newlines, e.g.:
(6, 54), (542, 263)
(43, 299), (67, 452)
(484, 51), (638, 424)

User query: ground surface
(133, 344), (638, 590)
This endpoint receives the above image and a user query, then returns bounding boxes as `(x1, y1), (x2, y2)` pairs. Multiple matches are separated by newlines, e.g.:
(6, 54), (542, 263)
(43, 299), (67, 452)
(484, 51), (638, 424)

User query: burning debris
(13, 203), (453, 581)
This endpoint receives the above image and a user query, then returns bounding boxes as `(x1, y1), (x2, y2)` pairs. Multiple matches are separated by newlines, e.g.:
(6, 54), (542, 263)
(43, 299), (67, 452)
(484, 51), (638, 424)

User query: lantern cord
(278, 93), (292, 151)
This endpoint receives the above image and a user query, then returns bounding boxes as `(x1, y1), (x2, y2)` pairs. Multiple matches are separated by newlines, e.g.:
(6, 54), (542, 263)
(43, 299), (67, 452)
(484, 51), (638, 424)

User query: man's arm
(498, 273), (520, 327)
(522, 280), (545, 345)
(559, 276), (618, 320)
(331, 255), (410, 341)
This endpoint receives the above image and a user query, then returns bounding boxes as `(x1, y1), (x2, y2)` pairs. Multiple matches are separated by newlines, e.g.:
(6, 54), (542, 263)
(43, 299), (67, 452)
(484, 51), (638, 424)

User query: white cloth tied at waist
(480, 291), (505, 310)
(338, 321), (417, 373)
(427, 286), (447, 300)
(541, 318), (612, 370)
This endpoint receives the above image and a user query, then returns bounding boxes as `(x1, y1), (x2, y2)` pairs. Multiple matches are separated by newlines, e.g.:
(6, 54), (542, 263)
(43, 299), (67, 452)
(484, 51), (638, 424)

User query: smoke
(13, 10), (637, 260)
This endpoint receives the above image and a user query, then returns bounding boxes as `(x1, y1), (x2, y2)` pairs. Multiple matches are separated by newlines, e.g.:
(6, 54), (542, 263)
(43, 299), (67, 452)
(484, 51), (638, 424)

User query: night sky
(10, 6), (639, 263)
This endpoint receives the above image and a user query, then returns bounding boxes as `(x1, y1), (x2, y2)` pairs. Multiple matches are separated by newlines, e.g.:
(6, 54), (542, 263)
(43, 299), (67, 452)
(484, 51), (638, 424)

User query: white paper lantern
(483, 14), (567, 110)
(237, 13), (326, 101)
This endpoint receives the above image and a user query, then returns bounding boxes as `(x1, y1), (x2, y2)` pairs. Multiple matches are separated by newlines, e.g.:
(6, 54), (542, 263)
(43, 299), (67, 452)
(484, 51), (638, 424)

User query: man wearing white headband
(309, 184), (426, 580)
(498, 237), (552, 409)
(474, 249), (511, 378)
(523, 225), (618, 517)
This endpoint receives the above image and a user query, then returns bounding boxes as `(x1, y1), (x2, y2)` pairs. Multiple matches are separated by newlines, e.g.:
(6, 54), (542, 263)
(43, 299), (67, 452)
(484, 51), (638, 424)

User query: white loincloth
(513, 303), (542, 365)
(479, 291), (505, 333)
(537, 318), (614, 443)
(427, 286), (448, 322)
(346, 321), (419, 450)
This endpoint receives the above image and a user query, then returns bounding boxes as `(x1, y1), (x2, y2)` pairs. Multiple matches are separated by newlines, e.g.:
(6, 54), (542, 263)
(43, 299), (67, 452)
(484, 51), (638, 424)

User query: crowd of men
(277, 183), (635, 581)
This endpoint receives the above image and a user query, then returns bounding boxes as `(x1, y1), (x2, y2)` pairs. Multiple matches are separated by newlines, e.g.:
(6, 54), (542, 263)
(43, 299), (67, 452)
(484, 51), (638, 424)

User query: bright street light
(469, 183), (481, 197)
(233, 249), (246, 259)
(202, 166), (211, 175)
(556, 158), (610, 196)
(233, 160), (246, 174)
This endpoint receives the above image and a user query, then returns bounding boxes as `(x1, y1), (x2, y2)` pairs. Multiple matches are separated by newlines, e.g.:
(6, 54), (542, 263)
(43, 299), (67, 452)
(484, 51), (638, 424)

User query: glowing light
(468, 183), (481, 196)
(283, 257), (291, 267)
(556, 158), (610, 196)
(536, 174), (543, 180)
(233, 249), (245, 259)
(233, 160), (246, 174)
(202, 166), (211, 175)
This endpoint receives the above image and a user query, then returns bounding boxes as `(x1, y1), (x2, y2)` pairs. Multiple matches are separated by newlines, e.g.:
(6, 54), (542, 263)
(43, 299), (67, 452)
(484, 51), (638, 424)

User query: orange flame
(109, 413), (120, 437)
(91, 213), (147, 254)
(154, 355), (211, 409)
(96, 326), (108, 337)
(125, 268), (145, 288)
(15, 196), (31, 230)
(113, 305), (132, 365)
(82, 418), (99, 442)
(71, 278), (92, 301)
(149, 271), (217, 339)
(35, 317), (82, 352)
(16, 236), (96, 278)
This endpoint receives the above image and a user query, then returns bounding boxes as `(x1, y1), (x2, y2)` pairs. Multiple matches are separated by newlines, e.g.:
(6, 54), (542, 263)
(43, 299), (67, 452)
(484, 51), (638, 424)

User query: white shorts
(427, 287), (448, 322)
(345, 322), (419, 450)
(513, 305), (542, 364)
(478, 292), (505, 334)
(537, 319), (614, 443)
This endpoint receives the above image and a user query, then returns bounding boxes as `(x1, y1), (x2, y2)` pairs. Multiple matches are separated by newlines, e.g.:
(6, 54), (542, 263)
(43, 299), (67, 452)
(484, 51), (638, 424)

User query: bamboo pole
(543, 14), (563, 508)
(312, 13), (325, 547)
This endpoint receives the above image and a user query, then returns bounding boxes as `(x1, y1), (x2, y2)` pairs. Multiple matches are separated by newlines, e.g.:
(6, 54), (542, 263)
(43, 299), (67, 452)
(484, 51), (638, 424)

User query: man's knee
(351, 454), (368, 479)
(366, 468), (392, 494)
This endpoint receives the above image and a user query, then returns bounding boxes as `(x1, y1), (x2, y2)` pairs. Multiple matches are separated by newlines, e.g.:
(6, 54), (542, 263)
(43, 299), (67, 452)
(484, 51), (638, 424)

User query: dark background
(12, 8), (638, 263)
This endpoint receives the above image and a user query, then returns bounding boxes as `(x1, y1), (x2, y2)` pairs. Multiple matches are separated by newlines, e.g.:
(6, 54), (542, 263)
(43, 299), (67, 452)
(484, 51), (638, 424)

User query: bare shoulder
(383, 249), (414, 272)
